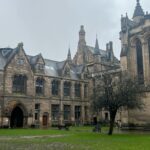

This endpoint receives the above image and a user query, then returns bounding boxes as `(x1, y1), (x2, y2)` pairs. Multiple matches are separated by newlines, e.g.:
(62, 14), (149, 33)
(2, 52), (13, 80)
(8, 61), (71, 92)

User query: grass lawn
(0, 126), (150, 150)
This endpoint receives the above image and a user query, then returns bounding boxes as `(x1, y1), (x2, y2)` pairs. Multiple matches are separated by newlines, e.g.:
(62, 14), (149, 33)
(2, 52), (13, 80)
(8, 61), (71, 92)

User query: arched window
(12, 75), (27, 94)
(64, 81), (71, 96)
(75, 83), (81, 97)
(136, 39), (144, 84)
(36, 78), (44, 95)
(51, 80), (59, 96)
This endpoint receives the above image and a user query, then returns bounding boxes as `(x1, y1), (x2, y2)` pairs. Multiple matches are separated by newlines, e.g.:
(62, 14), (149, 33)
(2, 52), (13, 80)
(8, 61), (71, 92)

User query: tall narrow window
(64, 81), (71, 96)
(35, 104), (40, 121)
(84, 106), (88, 120)
(64, 105), (71, 121)
(51, 104), (59, 120)
(52, 80), (59, 96)
(12, 75), (27, 94)
(75, 106), (81, 121)
(36, 78), (44, 95)
(84, 84), (88, 98)
(75, 83), (81, 97)
(136, 39), (144, 84)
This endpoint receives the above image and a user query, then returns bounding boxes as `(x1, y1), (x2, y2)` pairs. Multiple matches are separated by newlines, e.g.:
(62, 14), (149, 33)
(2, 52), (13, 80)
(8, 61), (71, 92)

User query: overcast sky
(0, 0), (149, 61)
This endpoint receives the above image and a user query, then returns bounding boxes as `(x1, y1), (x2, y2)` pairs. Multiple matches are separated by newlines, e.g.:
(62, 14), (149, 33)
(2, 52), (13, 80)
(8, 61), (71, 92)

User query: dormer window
(39, 64), (44, 70)
(17, 58), (24, 65)
(35, 64), (45, 73)
(37, 64), (44, 70)
(64, 67), (70, 77)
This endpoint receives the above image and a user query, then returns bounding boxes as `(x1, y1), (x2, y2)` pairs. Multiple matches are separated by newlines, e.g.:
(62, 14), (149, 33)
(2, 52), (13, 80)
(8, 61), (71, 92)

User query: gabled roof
(0, 48), (18, 70)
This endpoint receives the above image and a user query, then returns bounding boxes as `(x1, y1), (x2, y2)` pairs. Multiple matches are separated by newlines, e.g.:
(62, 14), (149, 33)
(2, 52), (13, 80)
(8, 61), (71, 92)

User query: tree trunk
(108, 110), (117, 135)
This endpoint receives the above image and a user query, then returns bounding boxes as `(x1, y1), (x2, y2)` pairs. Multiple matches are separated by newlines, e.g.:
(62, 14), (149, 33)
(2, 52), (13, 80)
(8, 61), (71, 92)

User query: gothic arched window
(12, 75), (27, 94)
(51, 80), (59, 96)
(36, 78), (44, 95)
(64, 81), (71, 96)
(136, 39), (144, 84)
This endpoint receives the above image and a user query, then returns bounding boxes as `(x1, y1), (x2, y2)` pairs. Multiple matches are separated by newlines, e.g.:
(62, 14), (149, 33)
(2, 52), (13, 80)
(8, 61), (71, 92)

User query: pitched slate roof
(0, 48), (18, 70)
(44, 59), (84, 79)
(0, 47), (84, 80)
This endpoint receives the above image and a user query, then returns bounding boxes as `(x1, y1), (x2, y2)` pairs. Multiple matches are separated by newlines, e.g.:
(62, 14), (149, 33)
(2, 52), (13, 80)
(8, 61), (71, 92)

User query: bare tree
(92, 72), (144, 135)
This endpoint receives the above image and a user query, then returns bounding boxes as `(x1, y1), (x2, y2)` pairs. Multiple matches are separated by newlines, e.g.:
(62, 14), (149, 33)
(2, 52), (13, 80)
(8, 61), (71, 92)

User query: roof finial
(137, 0), (139, 3)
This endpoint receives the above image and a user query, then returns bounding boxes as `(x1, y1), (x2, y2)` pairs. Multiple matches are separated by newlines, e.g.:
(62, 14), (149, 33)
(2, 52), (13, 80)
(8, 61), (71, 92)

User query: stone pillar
(129, 45), (137, 78)
(81, 83), (84, 101)
(60, 80), (63, 99)
(81, 106), (85, 124)
(71, 81), (75, 100)
(71, 105), (75, 124)
(142, 40), (150, 84)
(49, 101), (52, 126)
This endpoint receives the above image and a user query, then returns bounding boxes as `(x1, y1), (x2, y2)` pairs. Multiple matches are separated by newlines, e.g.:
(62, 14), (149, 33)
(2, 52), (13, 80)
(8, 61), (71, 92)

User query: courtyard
(0, 127), (150, 150)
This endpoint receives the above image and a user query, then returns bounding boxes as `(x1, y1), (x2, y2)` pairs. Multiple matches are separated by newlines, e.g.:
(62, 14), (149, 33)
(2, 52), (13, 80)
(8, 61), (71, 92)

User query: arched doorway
(10, 106), (24, 128)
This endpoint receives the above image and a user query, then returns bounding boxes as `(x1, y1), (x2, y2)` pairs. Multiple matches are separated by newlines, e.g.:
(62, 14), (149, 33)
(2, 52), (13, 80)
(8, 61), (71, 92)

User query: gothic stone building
(0, 25), (119, 128)
(120, 0), (150, 126)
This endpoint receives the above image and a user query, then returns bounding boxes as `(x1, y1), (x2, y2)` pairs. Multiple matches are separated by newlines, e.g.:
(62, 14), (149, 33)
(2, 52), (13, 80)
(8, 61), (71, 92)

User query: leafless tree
(92, 72), (144, 135)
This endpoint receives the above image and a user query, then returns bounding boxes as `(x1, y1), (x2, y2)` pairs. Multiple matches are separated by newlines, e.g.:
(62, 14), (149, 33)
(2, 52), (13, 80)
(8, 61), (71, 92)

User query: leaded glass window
(64, 81), (71, 96)
(12, 75), (27, 94)
(75, 83), (81, 97)
(52, 80), (59, 96)
(64, 105), (71, 120)
(51, 105), (59, 120)
(36, 78), (44, 95)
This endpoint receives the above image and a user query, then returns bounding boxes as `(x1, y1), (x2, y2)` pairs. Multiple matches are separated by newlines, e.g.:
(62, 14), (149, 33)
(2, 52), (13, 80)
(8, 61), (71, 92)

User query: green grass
(0, 127), (150, 150)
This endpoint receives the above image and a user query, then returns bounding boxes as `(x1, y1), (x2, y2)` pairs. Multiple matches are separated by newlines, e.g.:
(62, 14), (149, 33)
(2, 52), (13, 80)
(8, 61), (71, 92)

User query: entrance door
(43, 115), (48, 126)
(10, 106), (24, 128)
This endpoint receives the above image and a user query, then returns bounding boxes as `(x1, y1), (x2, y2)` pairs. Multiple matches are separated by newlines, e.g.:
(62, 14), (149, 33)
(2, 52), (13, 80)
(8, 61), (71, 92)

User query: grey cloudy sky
(0, 0), (149, 61)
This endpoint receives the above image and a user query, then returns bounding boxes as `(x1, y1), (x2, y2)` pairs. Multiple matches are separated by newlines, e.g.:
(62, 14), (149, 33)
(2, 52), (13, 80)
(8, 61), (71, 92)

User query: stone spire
(94, 36), (100, 55)
(133, 0), (144, 18)
(67, 47), (72, 63)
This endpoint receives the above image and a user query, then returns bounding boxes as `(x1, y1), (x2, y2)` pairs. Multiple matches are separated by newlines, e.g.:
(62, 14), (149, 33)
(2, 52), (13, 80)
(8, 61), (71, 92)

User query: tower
(78, 25), (86, 51)
(133, 0), (144, 23)
(106, 41), (114, 62)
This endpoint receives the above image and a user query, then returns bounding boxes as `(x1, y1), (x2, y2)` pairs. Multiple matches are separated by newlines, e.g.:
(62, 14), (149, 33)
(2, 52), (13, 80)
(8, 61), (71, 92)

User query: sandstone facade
(120, 0), (150, 126)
